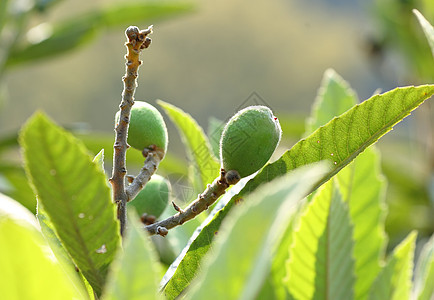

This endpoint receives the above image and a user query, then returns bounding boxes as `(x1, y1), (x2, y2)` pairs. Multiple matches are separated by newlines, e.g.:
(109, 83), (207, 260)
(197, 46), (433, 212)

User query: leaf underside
(369, 232), (417, 300)
(286, 181), (355, 300)
(186, 164), (328, 300)
(157, 100), (220, 192)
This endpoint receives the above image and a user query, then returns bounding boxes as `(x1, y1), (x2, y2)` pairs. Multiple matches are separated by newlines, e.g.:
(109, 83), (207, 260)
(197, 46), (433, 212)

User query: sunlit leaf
(186, 163), (328, 300)
(413, 234), (434, 300)
(20, 112), (120, 296)
(308, 69), (387, 299)
(369, 231), (416, 300)
(162, 85), (434, 297)
(93, 149), (104, 172)
(0, 217), (87, 299)
(285, 181), (355, 300)
(413, 9), (434, 57)
(305, 68), (358, 135)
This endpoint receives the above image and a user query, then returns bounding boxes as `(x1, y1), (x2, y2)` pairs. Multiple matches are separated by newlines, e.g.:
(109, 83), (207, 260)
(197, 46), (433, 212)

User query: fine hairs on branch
(111, 26), (240, 238)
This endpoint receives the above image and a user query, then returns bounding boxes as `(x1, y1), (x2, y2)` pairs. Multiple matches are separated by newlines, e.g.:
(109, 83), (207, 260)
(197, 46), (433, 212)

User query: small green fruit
(116, 101), (168, 154)
(127, 174), (171, 219)
(220, 105), (281, 178)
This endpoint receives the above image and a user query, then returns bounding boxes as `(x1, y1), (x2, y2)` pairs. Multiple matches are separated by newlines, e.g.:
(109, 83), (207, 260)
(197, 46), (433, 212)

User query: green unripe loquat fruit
(127, 174), (171, 219)
(116, 101), (168, 155)
(219, 105), (281, 178)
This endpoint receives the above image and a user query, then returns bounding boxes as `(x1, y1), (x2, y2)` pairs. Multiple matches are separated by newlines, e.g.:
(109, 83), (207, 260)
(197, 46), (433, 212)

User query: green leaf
(0, 217), (87, 299)
(93, 149), (105, 172)
(369, 231), (417, 300)
(207, 116), (225, 158)
(305, 68), (358, 134)
(285, 181), (355, 300)
(308, 69), (387, 299)
(413, 9), (434, 58)
(164, 85), (434, 295)
(264, 69), (358, 300)
(6, 2), (194, 67)
(337, 148), (387, 299)
(157, 100), (220, 191)
(162, 85), (434, 296)
(20, 112), (120, 296)
(267, 203), (304, 300)
(37, 207), (94, 298)
(103, 213), (162, 300)
(186, 163), (329, 300)
(414, 234), (434, 300)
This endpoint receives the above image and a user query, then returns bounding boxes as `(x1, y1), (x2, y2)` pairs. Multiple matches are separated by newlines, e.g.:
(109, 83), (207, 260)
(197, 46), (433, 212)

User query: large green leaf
(20, 112), (120, 296)
(266, 202), (303, 300)
(0, 217), (87, 299)
(185, 163), (328, 300)
(414, 234), (434, 300)
(6, 2), (194, 67)
(369, 231), (416, 300)
(285, 181), (355, 300)
(264, 69), (358, 300)
(308, 69), (387, 299)
(413, 9), (434, 58)
(337, 148), (387, 299)
(157, 100), (220, 191)
(162, 85), (434, 297)
(103, 213), (162, 300)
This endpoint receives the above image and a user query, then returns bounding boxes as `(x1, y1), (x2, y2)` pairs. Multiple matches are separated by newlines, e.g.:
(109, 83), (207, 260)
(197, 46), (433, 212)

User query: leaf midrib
(311, 94), (422, 192)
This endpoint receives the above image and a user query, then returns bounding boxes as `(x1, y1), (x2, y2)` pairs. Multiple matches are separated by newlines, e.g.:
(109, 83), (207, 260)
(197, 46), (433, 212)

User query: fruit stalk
(145, 169), (237, 236)
(125, 146), (163, 201)
(110, 25), (152, 237)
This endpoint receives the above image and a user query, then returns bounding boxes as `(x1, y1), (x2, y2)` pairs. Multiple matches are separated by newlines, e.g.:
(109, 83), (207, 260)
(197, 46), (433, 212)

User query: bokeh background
(0, 0), (433, 251)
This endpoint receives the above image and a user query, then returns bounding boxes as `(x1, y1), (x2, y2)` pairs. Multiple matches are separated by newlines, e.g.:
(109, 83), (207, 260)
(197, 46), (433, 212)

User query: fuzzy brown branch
(110, 25), (152, 237)
(145, 169), (240, 236)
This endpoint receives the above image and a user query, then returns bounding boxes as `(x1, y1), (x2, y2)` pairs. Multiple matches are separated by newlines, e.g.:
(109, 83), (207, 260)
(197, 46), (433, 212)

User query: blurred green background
(0, 0), (433, 251)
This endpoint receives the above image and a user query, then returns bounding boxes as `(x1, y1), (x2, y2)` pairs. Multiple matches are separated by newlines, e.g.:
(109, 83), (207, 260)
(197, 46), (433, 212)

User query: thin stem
(126, 146), (163, 201)
(110, 25), (152, 237)
(145, 169), (239, 236)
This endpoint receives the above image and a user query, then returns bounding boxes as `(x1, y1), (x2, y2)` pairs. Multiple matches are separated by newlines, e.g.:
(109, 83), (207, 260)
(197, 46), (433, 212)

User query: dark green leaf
(20, 112), (120, 296)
